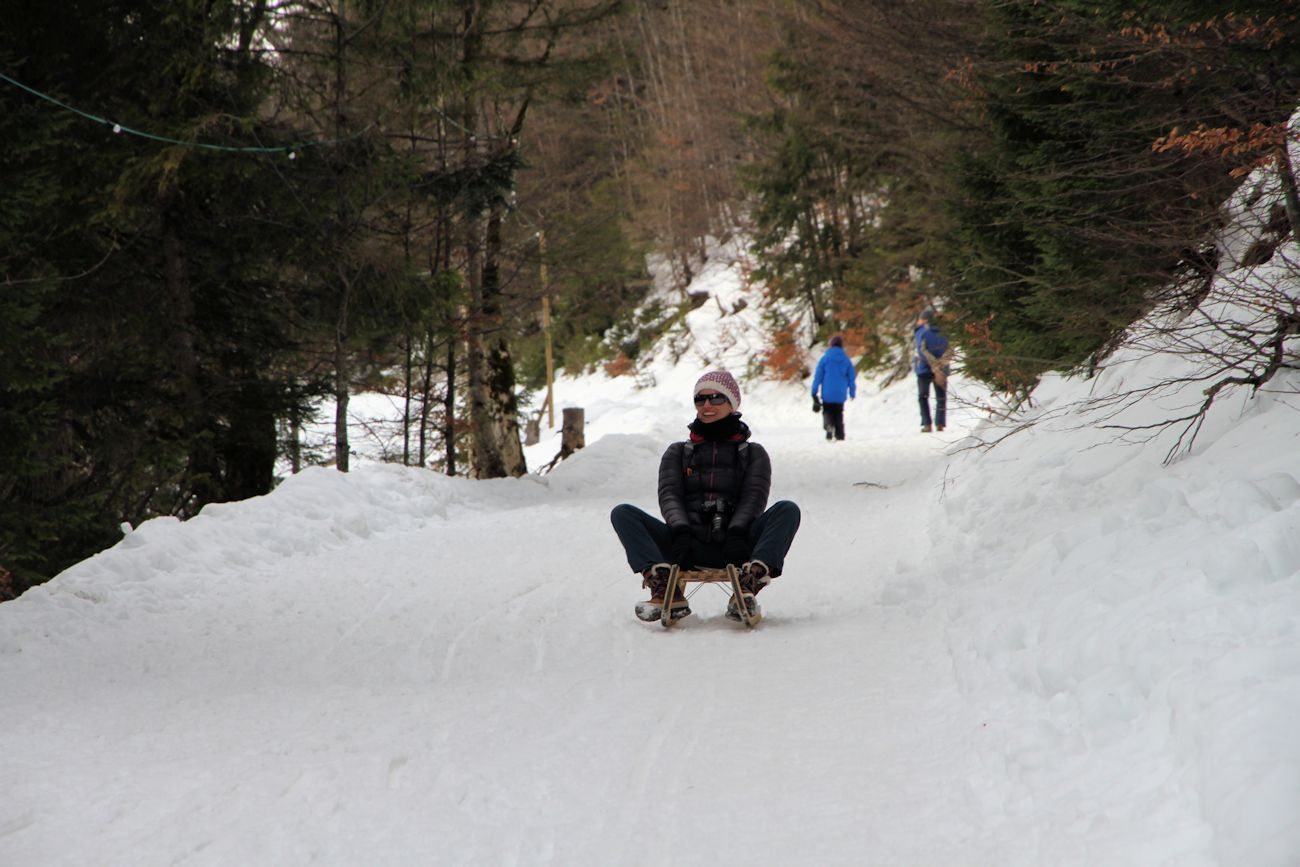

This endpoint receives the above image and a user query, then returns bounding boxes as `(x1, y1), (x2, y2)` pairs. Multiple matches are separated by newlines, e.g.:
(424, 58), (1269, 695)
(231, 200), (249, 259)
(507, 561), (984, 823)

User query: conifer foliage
(951, 2), (1300, 392)
(2, 0), (315, 590)
(744, 1), (1300, 393)
(0, 0), (622, 589)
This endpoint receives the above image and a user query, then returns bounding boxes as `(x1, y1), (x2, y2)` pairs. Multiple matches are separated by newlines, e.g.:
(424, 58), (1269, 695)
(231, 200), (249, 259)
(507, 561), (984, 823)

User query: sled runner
(661, 564), (761, 629)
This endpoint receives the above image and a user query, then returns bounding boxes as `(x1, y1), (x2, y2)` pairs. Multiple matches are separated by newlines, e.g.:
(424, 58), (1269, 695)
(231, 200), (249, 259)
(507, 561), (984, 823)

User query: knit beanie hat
(694, 370), (741, 409)
(829, 334), (844, 348)
(919, 307), (936, 323)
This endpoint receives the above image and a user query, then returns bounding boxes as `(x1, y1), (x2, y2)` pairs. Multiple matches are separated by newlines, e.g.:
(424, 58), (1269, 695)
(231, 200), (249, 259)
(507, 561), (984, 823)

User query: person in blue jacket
(811, 335), (857, 440)
(914, 308), (951, 432)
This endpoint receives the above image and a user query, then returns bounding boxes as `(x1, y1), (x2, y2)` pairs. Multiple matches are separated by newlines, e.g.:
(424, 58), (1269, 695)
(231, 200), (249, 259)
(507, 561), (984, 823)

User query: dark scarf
(687, 413), (750, 444)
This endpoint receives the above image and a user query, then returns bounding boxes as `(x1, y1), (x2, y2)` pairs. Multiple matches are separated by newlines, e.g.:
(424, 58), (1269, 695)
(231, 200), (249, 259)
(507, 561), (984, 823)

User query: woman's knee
(770, 500), (801, 520)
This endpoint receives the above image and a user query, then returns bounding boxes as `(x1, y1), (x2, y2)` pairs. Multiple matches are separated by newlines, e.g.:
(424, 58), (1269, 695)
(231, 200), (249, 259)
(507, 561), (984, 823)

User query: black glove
(722, 528), (751, 567)
(812, 396), (821, 413)
(670, 527), (694, 570)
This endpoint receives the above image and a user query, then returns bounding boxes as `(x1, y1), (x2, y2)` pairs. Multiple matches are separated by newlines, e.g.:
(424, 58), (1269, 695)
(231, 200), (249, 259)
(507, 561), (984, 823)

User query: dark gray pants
(821, 402), (845, 440)
(917, 373), (946, 427)
(610, 500), (801, 577)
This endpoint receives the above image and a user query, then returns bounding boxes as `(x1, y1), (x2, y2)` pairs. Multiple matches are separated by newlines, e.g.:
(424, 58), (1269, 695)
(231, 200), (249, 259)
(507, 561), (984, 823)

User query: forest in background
(2, 0), (1298, 594)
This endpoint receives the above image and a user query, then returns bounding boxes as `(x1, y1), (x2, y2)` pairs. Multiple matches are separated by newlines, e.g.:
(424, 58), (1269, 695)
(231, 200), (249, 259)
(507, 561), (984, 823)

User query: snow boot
(636, 564), (690, 623)
(739, 560), (771, 595)
(726, 561), (770, 622)
(725, 592), (760, 623)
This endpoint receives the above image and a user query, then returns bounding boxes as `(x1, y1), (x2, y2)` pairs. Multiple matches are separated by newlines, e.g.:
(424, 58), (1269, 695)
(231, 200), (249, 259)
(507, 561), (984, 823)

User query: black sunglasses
(693, 393), (729, 406)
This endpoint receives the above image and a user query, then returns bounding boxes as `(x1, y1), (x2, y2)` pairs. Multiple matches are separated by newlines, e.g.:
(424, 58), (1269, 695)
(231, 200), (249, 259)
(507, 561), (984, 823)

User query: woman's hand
(670, 527), (694, 569)
(723, 528), (751, 566)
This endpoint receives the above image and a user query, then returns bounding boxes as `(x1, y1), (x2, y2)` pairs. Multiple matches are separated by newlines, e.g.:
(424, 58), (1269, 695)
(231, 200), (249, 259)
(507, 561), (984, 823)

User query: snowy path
(4, 365), (1296, 866)
(0, 383), (1015, 866)
(8, 184), (1300, 864)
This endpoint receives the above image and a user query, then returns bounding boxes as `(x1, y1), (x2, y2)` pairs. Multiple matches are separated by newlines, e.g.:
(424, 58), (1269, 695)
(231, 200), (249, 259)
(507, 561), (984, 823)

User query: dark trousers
(917, 373), (946, 427)
(821, 402), (845, 440)
(610, 500), (801, 577)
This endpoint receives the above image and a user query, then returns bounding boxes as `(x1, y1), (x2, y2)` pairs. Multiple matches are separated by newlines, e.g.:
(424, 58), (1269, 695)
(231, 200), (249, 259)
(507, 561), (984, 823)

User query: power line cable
(1, 70), (363, 155)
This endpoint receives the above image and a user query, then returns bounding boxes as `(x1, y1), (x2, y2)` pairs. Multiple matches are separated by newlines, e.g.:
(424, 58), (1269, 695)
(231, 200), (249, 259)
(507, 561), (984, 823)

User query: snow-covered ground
(3, 232), (1299, 863)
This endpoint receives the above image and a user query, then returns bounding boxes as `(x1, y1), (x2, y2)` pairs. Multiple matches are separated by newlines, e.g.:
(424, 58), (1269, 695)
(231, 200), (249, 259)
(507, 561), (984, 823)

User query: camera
(703, 497), (730, 542)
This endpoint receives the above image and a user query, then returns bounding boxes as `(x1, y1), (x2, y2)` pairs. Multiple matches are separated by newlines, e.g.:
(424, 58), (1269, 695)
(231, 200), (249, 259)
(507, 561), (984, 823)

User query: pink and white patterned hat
(693, 370), (741, 409)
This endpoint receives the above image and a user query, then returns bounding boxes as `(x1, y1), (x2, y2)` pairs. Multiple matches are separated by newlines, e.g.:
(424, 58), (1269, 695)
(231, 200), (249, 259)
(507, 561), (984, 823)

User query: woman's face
(694, 390), (733, 424)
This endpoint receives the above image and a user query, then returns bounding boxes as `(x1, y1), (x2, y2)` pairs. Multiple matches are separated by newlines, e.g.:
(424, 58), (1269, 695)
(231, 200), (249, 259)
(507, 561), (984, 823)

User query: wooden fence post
(560, 407), (585, 457)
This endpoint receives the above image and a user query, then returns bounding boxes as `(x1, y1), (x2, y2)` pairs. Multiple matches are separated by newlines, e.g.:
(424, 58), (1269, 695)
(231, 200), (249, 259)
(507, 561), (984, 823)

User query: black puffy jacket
(657, 418), (771, 542)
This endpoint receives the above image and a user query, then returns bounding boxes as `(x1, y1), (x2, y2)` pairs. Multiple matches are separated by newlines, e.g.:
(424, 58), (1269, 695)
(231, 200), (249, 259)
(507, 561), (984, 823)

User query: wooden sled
(661, 564), (761, 629)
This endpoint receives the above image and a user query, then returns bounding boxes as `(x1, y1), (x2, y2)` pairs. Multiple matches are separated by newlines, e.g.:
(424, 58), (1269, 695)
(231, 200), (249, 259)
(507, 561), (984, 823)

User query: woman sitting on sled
(610, 370), (801, 623)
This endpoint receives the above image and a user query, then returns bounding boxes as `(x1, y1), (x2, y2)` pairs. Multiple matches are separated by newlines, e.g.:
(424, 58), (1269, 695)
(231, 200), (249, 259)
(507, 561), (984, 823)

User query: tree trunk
(560, 407), (585, 458)
(333, 283), (351, 473)
(465, 201), (526, 478)
(161, 213), (220, 512)
(402, 337), (413, 466)
(417, 331), (434, 468)
(331, 4), (351, 473)
(458, 1), (525, 479)
(289, 408), (302, 474)
(1276, 141), (1300, 242)
(444, 336), (457, 476)
(483, 203), (526, 477)
(222, 398), (276, 500)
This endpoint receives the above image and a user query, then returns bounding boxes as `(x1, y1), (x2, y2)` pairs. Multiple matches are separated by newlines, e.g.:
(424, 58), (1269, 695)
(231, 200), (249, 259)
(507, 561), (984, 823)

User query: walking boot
(635, 563), (691, 622)
(726, 560), (770, 622)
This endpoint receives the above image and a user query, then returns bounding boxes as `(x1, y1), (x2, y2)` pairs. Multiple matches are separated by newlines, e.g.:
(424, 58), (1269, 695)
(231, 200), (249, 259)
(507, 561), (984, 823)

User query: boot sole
(636, 601), (690, 623)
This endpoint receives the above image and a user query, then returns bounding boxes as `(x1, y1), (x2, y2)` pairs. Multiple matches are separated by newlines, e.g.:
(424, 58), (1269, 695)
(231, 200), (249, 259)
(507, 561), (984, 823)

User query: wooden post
(560, 407), (585, 457)
(537, 406), (585, 474)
